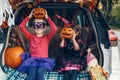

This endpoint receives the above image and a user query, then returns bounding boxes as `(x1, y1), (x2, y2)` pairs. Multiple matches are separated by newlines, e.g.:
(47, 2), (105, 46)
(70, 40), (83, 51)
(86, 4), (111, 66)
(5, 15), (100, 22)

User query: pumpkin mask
(33, 8), (46, 19)
(60, 27), (74, 39)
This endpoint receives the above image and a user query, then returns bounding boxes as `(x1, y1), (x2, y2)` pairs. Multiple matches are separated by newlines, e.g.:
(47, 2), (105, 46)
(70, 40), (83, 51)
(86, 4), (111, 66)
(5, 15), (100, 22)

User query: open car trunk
(15, 2), (105, 65)
(0, 1), (111, 80)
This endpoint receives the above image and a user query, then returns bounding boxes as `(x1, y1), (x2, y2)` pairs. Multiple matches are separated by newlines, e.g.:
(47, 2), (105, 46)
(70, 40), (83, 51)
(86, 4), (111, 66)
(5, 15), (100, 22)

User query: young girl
(58, 24), (86, 80)
(18, 8), (57, 80)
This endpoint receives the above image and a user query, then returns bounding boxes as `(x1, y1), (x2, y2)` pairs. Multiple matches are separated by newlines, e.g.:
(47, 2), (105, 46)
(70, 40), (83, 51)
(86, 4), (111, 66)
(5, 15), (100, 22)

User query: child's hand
(28, 9), (34, 18)
(43, 10), (48, 19)
(60, 32), (64, 39)
(72, 30), (77, 40)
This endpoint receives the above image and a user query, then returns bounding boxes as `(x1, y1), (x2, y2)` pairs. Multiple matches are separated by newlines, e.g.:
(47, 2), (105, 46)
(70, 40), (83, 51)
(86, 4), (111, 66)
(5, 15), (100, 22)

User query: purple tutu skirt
(18, 52), (55, 73)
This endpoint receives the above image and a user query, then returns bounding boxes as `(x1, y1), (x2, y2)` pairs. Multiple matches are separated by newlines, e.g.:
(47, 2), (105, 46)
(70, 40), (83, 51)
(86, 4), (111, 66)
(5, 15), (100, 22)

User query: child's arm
(46, 17), (57, 40)
(19, 16), (31, 40)
(44, 10), (57, 41)
(59, 38), (65, 48)
(19, 10), (34, 40)
(72, 31), (80, 50)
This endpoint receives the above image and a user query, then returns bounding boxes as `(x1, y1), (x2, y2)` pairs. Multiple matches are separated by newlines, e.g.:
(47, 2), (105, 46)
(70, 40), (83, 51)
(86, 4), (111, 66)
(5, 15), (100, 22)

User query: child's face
(33, 19), (46, 34)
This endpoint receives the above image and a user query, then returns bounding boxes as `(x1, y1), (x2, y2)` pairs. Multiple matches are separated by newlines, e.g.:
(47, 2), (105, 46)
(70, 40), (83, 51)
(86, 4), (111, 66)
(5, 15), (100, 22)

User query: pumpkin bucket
(60, 27), (74, 39)
(33, 8), (46, 19)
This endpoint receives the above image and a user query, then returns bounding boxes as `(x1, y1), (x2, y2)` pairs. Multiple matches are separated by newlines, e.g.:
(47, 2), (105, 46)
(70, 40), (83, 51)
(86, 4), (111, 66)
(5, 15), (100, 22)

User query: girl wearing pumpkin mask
(18, 8), (57, 80)
(56, 15), (86, 80)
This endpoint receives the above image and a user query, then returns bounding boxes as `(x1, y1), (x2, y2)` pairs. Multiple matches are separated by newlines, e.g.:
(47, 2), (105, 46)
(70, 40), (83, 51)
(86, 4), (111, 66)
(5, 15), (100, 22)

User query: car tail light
(108, 30), (118, 46)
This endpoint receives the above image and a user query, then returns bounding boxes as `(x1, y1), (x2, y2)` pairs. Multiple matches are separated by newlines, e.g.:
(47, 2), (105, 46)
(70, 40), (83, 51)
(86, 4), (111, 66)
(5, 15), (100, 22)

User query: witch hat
(56, 14), (73, 27)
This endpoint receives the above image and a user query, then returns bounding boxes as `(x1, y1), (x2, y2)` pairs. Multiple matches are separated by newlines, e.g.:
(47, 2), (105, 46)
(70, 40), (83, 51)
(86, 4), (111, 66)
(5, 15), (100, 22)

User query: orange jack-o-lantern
(33, 8), (46, 19)
(60, 27), (74, 39)
(5, 46), (24, 68)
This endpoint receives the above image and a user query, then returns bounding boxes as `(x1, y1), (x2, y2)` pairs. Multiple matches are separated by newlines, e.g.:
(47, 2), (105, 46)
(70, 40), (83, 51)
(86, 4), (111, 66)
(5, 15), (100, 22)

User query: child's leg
(70, 70), (79, 80)
(63, 71), (70, 80)
(26, 66), (37, 80)
(36, 66), (47, 80)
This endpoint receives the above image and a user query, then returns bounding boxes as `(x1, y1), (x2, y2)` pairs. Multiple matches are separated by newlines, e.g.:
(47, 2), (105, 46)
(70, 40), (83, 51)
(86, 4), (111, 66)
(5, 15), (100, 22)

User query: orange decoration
(33, 8), (46, 19)
(60, 27), (74, 39)
(8, 0), (23, 10)
(0, 20), (8, 29)
(5, 46), (24, 68)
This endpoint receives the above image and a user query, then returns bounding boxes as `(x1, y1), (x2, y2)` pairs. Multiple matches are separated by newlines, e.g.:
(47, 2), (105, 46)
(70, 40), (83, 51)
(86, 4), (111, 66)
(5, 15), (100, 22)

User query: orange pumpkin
(0, 20), (8, 29)
(60, 27), (74, 39)
(33, 8), (46, 19)
(5, 46), (24, 68)
(8, 0), (23, 10)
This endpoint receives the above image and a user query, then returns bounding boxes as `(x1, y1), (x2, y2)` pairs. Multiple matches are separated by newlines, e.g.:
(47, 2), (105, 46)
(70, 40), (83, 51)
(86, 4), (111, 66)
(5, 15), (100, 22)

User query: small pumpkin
(33, 8), (46, 19)
(5, 46), (24, 68)
(60, 27), (74, 39)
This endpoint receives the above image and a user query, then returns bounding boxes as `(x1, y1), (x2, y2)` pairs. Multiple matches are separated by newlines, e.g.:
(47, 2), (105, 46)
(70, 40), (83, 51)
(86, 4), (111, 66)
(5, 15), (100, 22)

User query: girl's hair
(71, 24), (81, 39)
(28, 17), (35, 27)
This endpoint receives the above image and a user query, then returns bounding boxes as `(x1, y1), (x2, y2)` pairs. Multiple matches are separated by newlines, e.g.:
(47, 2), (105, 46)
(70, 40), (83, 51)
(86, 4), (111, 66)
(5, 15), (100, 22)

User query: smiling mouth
(62, 33), (71, 36)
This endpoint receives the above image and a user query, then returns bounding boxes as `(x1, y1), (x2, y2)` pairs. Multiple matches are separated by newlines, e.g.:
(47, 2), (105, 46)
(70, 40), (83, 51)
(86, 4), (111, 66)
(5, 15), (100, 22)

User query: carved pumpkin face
(60, 27), (74, 39)
(33, 8), (46, 19)
(5, 46), (24, 68)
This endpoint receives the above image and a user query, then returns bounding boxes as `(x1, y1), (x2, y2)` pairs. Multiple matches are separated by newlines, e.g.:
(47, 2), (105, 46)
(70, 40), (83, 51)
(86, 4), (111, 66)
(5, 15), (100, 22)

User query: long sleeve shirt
(20, 16), (57, 58)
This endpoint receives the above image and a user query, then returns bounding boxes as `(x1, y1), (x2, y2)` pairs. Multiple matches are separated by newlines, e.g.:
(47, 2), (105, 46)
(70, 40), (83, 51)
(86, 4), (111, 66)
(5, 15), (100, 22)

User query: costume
(87, 49), (108, 80)
(18, 16), (57, 79)
(57, 39), (86, 80)
(55, 14), (86, 80)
